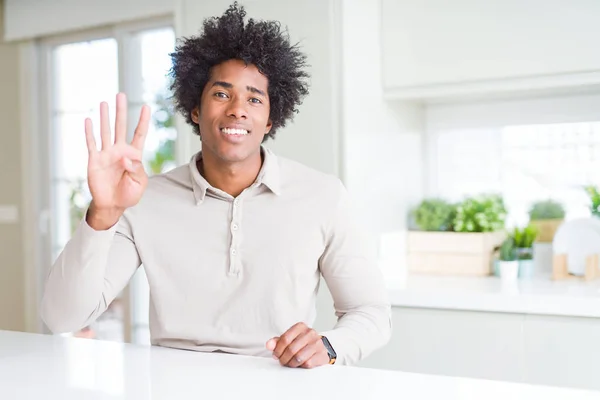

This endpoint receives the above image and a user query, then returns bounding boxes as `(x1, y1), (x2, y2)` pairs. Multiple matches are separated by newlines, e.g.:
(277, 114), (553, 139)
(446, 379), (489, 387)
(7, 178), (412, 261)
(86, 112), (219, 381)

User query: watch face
(321, 336), (337, 359)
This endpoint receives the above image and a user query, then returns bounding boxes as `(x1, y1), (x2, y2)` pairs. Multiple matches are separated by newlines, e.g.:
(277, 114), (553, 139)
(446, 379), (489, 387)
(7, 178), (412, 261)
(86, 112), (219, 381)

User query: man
(41, 2), (391, 368)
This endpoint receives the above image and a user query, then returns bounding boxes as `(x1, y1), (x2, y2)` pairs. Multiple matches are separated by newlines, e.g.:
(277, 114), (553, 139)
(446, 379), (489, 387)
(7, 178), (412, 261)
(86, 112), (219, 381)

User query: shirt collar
(256, 146), (281, 196)
(188, 145), (281, 205)
(188, 152), (209, 205)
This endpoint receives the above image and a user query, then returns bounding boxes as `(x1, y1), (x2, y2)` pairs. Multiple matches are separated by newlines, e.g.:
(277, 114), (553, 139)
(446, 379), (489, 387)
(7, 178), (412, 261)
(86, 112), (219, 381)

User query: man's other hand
(266, 322), (330, 369)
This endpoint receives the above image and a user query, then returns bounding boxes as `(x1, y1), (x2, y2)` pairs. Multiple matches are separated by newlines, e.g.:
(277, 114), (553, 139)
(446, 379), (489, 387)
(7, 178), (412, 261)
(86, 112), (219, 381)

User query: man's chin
(202, 140), (261, 164)
(215, 148), (255, 164)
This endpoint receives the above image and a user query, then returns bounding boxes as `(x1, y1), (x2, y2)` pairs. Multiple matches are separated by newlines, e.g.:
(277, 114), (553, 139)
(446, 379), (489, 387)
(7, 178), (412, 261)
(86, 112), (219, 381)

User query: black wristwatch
(321, 336), (337, 365)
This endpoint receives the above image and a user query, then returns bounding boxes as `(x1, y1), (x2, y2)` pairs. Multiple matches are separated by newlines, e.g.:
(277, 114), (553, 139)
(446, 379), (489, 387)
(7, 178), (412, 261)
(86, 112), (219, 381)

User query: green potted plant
(585, 185), (600, 218)
(528, 199), (565, 243)
(407, 193), (507, 276)
(497, 237), (518, 281)
(511, 224), (538, 279)
(453, 193), (507, 233)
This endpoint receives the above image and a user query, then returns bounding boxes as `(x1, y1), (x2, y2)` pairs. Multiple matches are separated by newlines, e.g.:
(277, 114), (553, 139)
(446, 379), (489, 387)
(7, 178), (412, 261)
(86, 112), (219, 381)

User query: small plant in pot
(511, 224), (538, 279)
(528, 199), (565, 243)
(585, 185), (600, 218)
(498, 237), (519, 281)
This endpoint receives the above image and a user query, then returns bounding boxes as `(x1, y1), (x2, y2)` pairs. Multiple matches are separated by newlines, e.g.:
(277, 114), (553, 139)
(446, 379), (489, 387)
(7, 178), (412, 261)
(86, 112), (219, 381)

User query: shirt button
(231, 248), (237, 256)
(233, 200), (239, 207)
(232, 224), (238, 231)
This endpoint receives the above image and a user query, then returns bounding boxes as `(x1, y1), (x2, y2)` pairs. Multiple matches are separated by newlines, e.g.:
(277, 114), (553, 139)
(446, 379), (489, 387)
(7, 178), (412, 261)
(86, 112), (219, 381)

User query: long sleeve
(318, 181), (392, 366)
(40, 210), (141, 334)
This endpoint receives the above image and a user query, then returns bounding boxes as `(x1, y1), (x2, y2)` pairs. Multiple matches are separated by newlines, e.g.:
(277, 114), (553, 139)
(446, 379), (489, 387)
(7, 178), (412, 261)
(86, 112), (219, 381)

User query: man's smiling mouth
(221, 127), (249, 135)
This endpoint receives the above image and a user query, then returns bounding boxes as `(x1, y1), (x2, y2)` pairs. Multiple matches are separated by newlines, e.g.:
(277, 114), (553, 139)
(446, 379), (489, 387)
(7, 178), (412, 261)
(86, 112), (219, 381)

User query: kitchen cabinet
(522, 314), (600, 390)
(357, 306), (600, 392)
(360, 308), (524, 384)
(381, 0), (600, 101)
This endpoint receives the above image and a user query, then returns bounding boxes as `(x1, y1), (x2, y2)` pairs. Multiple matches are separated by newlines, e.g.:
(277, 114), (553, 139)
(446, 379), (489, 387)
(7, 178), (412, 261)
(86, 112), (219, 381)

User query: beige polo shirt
(41, 146), (392, 365)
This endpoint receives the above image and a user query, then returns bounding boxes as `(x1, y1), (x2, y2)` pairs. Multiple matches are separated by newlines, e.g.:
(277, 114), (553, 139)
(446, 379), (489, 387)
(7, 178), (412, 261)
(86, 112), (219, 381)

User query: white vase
(498, 260), (519, 281)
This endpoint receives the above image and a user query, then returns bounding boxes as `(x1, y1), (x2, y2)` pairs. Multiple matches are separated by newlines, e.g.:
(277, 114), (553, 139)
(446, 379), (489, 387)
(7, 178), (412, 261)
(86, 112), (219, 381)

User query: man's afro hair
(169, 2), (310, 141)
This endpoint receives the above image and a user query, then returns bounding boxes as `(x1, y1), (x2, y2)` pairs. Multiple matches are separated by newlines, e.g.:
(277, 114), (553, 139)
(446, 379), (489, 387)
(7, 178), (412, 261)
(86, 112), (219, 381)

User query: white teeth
(221, 128), (248, 135)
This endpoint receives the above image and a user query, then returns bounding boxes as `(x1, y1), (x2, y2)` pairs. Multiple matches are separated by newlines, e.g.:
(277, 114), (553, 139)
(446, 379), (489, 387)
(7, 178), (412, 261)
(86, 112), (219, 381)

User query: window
(429, 96), (600, 229)
(42, 20), (178, 344)
(500, 121), (600, 224)
(50, 38), (119, 261)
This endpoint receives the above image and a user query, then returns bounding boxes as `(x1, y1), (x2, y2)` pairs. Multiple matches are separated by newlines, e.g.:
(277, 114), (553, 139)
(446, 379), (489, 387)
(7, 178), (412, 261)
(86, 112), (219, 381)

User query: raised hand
(84, 93), (151, 230)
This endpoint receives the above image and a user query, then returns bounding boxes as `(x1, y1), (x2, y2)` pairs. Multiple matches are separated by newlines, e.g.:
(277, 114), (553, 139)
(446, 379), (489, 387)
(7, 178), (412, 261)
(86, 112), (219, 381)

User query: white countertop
(1, 330), (599, 399)
(389, 274), (600, 318)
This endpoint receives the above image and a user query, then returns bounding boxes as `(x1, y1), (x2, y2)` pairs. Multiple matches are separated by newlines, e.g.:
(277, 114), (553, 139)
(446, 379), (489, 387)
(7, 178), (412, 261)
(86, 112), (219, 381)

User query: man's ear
(265, 119), (273, 134)
(191, 107), (199, 124)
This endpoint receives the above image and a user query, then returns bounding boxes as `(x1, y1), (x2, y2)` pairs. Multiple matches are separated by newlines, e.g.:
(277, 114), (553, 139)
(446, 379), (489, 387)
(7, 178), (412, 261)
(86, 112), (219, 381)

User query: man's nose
(226, 97), (248, 119)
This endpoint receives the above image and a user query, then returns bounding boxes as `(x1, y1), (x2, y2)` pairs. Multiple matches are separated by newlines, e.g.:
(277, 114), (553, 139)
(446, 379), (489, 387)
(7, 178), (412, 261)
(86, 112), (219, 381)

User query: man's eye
(215, 92), (228, 98)
(249, 98), (262, 104)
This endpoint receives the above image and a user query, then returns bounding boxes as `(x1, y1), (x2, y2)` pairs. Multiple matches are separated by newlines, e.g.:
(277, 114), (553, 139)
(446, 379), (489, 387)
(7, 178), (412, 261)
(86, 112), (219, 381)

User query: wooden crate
(407, 231), (506, 276)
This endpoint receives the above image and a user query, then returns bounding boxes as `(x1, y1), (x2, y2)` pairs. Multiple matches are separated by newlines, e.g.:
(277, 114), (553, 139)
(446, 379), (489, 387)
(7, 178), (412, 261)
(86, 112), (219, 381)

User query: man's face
(192, 59), (272, 164)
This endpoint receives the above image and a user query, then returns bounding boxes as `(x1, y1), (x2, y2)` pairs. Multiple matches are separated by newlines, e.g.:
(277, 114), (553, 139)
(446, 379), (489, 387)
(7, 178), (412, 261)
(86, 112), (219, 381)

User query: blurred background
(2, 0), (600, 392)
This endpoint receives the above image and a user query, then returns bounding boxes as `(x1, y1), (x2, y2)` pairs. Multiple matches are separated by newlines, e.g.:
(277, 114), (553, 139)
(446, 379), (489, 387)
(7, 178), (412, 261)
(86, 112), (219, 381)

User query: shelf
(388, 274), (600, 318)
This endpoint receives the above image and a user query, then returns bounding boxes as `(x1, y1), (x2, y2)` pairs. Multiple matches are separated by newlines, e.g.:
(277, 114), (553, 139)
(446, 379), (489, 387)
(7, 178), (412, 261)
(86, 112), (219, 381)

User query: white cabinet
(358, 307), (600, 391)
(359, 308), (524, 384)
(522, 315), (600, 390)
(382, 0), (600, 100)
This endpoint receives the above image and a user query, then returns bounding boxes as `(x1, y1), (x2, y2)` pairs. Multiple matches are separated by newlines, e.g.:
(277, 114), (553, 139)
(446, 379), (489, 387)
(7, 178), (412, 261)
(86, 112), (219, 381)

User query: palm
(85, 93), (151, 211)
(88, 145), (144, 209)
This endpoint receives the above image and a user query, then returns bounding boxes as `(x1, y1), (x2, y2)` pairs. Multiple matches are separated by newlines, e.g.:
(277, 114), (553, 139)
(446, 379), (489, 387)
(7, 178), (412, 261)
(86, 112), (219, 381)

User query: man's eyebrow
(247, 86), (266, 97)
(211, 81), (266, 97)
(212, 81), (233, 89)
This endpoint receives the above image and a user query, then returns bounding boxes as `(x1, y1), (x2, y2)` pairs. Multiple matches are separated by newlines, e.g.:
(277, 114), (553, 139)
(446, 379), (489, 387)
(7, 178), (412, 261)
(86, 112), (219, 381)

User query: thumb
(123, 159), (147, 186)
(266, 337), (279, 351)
(122, 158), (144, 175)
(122, 157), (135, 172)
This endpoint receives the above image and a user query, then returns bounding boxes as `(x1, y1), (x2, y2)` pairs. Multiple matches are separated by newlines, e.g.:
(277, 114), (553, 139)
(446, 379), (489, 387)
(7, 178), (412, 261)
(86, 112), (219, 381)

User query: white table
(0, 330), (598, 400)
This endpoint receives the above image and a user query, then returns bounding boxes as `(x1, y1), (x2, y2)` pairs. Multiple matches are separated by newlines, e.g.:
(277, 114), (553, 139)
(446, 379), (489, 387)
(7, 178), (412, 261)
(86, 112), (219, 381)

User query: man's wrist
(86, 203), (124, 231)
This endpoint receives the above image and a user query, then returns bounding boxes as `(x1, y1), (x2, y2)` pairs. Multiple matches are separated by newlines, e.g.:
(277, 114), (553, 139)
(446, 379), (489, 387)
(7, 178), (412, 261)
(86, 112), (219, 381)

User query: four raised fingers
(87, 93), (150, 154)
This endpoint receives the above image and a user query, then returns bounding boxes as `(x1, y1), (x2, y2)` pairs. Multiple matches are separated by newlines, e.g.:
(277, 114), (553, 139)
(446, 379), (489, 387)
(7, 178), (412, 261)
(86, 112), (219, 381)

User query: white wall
(341, 0), (425, 286)
(0, 0), (26, 332)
